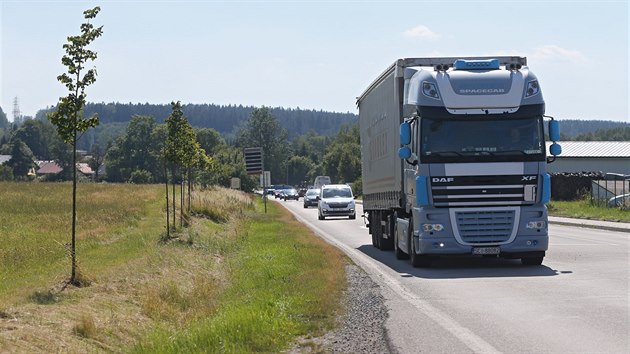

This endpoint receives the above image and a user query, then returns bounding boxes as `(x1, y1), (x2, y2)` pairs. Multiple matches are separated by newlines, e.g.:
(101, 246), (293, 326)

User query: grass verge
(548, 198), (630, 222)
(133, 194), (347, 353)
(0, 183), (347, 352)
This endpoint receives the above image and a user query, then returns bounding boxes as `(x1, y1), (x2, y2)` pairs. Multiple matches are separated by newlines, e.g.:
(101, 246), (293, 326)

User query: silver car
(303, 188), (320, 208)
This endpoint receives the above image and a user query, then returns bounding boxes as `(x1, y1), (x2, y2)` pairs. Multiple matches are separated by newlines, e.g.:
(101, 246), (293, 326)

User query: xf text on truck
(357, 57), (562, 267)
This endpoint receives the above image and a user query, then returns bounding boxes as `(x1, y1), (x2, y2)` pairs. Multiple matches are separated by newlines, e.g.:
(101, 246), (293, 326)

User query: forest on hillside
(34, 103), (357, 140)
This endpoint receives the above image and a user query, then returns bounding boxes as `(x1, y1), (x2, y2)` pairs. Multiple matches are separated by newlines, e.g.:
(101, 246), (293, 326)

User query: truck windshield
(420, 116), (545, 163)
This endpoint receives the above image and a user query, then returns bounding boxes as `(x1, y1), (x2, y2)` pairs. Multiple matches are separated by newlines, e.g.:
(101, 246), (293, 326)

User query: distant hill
(36, 102), (358, 140)
(558, 119), (630, 139)
(30, 103), (627, 152)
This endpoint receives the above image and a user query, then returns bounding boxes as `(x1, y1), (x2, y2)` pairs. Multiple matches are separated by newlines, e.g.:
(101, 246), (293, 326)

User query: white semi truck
(357, 57), (562, 267)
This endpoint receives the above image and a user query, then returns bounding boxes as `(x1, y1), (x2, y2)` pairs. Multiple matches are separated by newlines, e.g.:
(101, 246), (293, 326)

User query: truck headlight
(422, 81), (440, 99)
(422, 223), (444, 232)
(525, 80), (540, 98)
(526, 221), (546, 229)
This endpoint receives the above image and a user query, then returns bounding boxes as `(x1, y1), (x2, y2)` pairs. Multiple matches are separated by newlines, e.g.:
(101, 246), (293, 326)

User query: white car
(318, 184), (356, 220)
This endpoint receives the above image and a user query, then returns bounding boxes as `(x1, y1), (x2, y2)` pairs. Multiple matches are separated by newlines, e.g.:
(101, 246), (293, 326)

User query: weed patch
(28, 290), (60, 305)
(73, 314), (97, 338)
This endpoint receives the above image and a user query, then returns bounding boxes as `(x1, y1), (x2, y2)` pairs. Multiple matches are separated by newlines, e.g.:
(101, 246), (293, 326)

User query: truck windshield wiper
(496, 150), (528, 155)
(431, 151), (463, 157)
(461, 151), (495, 156)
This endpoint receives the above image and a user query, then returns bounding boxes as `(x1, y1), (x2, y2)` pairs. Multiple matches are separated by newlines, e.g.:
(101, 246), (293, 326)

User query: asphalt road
(277, 199), (630, 354)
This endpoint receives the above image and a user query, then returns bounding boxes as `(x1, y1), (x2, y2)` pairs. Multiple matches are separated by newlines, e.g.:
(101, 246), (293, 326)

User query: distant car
(274, 189), (285, 199)
(303, 188), (320, 208)
(283, 188), (300, 201)
(318, 184), (356, 220)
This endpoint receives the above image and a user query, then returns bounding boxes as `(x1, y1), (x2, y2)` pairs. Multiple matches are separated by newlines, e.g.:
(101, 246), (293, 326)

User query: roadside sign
(261, 171), (271, 187)
(244, 147), (263, 175)
(230, 177), (241, 189)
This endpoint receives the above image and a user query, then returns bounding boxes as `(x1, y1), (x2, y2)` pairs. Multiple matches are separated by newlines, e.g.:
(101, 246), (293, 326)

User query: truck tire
(409, 221), (432, 267)
(394, 216), (408, 260)
(373, 211), (383, 249)
(369, 212), (378, 248)
(381, 213), (394, 250)
(521, 255), (544, 266)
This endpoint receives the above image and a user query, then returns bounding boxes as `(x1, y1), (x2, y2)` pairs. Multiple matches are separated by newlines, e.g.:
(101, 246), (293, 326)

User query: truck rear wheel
(380, 213), (394, 251)
(372, 211), (383, 250)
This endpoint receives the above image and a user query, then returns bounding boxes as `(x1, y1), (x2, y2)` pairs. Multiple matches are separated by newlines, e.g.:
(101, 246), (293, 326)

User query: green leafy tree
(237, 107), (289, 184)
(322, 124), (361, 183)
(7, 138), (35, 179)
(46, 6), (103, 286)
(10, 119), (58, 159)
(105, 115), (161, 182)
(165, 102), (203, 231)
(87, 143), (105, 181)
(0, 106), (9, 130)
(0, 165), (13, 181)
(195, 127), (225, 155)
(287, 155), (314, 186)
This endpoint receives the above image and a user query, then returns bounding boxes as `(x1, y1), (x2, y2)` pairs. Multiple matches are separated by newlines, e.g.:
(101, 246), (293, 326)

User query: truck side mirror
(549, 143), (562, 156)
(399, 147), (411, 159)
(548, 120), (560, 142)
(400, 122), (411, 145)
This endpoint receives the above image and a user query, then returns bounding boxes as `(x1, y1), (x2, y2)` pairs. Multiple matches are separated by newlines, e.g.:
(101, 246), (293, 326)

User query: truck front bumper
(413, 205), (549, 256)
(415, 233), (549, 255)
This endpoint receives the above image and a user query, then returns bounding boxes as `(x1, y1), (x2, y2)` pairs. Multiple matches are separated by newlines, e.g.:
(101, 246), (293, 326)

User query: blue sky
(1, 0), (628, 122)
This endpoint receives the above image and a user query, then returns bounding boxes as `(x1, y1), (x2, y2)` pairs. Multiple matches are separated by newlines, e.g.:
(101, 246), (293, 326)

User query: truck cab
(358, 57), (561, 267)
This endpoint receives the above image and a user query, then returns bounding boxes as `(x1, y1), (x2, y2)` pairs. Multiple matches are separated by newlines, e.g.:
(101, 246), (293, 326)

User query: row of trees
(31, 101), (357, 152)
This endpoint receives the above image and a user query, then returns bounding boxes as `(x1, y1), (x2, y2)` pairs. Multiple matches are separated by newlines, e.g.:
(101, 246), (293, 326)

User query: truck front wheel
(409, 222), (432, 267)
(521, 255), (544, 266)
(394, 216), (408, 260)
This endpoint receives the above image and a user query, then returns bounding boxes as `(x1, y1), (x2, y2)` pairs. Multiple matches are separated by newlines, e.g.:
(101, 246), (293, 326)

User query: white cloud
(531, 45), (587, 63)
(403, 25), (440, 40)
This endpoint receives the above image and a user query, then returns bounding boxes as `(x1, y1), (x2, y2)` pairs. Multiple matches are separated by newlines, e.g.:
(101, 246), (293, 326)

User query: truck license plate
(472, 247), (500, 255)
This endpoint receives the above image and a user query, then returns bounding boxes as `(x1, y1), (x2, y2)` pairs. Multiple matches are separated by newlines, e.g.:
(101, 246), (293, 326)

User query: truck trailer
(357, 57), (562, 267)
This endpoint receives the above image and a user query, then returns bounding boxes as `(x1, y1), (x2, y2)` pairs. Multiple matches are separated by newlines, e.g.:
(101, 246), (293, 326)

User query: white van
(313, 176), (331, 189)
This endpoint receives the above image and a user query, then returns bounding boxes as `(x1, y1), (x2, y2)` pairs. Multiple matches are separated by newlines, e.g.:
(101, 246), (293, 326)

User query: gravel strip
(288, 263), (392, 353)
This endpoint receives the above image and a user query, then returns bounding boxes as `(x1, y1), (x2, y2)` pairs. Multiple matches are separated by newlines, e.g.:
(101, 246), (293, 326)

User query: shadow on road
(357, 245), (560, 279)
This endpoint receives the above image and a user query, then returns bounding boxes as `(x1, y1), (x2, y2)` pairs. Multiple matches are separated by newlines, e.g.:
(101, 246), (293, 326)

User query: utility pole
(12, 97), (22, 125)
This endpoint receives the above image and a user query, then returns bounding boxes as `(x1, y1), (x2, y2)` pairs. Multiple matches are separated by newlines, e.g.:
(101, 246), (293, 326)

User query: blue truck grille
(431, 175), (537, 207)
(454, 209), (515, 244)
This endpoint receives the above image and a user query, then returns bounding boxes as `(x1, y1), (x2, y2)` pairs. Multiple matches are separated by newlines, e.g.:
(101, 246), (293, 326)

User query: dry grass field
(0, 183), (346, 352)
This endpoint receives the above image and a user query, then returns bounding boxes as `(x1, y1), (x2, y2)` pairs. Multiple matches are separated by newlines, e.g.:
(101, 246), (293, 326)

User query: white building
(546, 141), (630, 175)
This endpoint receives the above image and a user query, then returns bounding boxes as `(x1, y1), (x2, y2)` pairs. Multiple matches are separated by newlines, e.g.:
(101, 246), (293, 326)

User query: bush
(128, 169), (153, 184)
(0, 165), (13, 181)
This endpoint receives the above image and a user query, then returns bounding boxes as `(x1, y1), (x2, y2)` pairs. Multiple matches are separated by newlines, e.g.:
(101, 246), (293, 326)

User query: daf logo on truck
(432, 177), (454, 183)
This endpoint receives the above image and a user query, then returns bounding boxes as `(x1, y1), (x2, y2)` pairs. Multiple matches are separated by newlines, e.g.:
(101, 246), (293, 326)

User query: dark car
(283, 188), (300, 201)
(303, 188), (320, 208)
